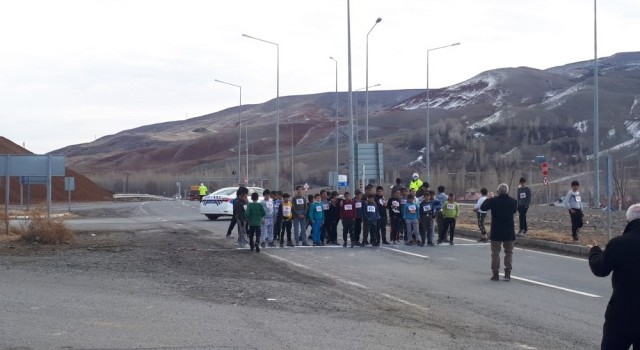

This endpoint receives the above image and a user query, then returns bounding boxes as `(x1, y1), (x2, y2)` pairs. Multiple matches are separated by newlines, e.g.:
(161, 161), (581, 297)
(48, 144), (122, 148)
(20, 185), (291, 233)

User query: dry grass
(17, 209), (74, 244)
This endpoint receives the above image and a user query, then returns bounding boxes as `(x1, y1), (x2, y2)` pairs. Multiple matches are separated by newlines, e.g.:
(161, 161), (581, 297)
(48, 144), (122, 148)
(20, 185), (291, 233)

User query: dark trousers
(476, 212), (487, 235)
(362, 219), (370, 243)
(390, 216), (403, 241)
(226, 216), (236, 236)
(601, 327), (640, 350)
(436, 211), (444, 240)
(518, 205), (528, 232)
(354, 218), (362, 243)
(248, 226), (261, 249)
(328, 221), (338, 242)
(342, 219), (354, 243)
(279, 220), (292, 243)
(420, 216), (434, 244)
(274, 219), (282, 242)
(570, 209), (584, 237)
(367, 222), (379, 244)
(441, 217), (456, 242)
(377, 217), (388, 243)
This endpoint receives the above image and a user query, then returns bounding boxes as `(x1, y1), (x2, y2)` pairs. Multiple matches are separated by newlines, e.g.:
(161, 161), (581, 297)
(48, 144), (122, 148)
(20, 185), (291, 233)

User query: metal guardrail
(112, 194), (176, 202)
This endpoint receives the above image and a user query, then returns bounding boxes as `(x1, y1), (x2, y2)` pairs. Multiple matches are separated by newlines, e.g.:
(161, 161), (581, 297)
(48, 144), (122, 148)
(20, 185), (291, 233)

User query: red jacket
(339, 200), (357, 220)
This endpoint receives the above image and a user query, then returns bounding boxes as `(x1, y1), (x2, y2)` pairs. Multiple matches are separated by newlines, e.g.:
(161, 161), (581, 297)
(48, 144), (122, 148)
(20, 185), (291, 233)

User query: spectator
(474, 188), (489, 243)
(563, 180), (584, 242)
(517, 177), (531, 236)
(481, 183), (518, 281)
(588, 203), (640, 349)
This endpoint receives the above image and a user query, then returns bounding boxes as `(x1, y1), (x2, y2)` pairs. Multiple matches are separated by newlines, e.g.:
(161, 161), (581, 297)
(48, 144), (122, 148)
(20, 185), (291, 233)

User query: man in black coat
(480, 183), (518, 281)
(589, 203), (640, 349)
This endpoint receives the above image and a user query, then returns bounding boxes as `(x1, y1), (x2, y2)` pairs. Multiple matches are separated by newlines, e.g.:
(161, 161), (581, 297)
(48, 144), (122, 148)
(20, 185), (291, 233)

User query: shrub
(20, 210), (74, 244)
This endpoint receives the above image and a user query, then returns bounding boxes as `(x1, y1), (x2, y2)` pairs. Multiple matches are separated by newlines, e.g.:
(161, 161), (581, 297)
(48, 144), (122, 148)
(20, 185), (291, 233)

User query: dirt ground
(0, 206), (442, 330)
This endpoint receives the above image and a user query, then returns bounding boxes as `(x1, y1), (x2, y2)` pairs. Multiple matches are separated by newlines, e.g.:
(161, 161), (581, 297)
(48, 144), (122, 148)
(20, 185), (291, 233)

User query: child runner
(419, 190), (437, 246)
(326, 194), (340, 245)
(353, 189), (364, 246)
(278, 193), (294, 247)
(388, 190), (402, 245)
(364, 194), (381, 247)
(309, 194), (325, 246)
(246, 192), (266, 253)
(340, 192), (356, 247)
(261, 190), (275, 248)
(440, 193), (460, 245)
(403, 194), (421, 246)
(233, 188), (249, 248)
(291, 185), (308, 246)
(273, 191), (283, 245)
(400, 187), (409, 243)
(375, 186), (389, 245)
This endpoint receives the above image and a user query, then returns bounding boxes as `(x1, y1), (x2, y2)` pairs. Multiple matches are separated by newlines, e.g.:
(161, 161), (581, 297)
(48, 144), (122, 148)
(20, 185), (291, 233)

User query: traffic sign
(541, 162), (549, 176)
(543, 176), (549, 186)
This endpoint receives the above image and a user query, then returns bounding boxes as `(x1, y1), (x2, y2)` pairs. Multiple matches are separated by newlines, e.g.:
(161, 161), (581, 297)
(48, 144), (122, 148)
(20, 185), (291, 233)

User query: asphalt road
(0, 200), (611, 349)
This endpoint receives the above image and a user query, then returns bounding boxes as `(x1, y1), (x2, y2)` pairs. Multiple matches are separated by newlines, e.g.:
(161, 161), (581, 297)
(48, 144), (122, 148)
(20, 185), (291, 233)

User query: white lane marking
(176, 223), (184, 227)
(456, 237), (587, 261)
(506, 274), (601, 298)
(382, 247), (429, 259)
(381, 293), (429, 312)
(266, 253), (369, 290)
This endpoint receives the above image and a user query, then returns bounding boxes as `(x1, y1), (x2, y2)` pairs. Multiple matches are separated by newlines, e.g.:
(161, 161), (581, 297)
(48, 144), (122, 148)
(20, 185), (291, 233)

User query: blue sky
(1, 0), (638, 153)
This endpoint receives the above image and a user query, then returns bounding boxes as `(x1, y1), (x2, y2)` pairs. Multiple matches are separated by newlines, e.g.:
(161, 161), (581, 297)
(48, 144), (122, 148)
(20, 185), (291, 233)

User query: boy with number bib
(278, 193), (294, 247)
(340, 192), (356, 247)
(309, 194), (325, 246)
(246, 192), (266, 253)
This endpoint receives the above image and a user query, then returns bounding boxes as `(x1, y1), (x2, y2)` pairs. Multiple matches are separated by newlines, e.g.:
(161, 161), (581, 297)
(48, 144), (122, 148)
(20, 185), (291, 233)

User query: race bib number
(316, 206), (323, 212)
(392, 200), (399, 208)
(519, 193), (527, 199)
(367, 205), (376, 213)
(575, 195), (581, 203)
(283, 206), (291, 215)
(296, 198), (304, 205)
(266, 202), (273, 209)
(344, 204), (353, 211)
(422, 204), (431, 212)
(355, 202), (362, 208)
(447, 204), (455, 210)
(323, 203), (329, 210)
(408, 205), (416, 213)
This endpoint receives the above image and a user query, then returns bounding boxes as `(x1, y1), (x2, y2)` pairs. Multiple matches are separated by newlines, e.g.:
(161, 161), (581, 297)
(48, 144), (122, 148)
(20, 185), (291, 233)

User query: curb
(456, 229), (590, 257)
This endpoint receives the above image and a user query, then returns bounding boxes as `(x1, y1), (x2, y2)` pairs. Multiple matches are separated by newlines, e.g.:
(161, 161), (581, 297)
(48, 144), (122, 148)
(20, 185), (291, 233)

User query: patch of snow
(472, 132), (485, 139)
(630, 97), (640, 115)
(469, 110), (505, 130)
(573, 120), (588, 133)
(542, 84), (587, 110)
(625, 120), (640, 138)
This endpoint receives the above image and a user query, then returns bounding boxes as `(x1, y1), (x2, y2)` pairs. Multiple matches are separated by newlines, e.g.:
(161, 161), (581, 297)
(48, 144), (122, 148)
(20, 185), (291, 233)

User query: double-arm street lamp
(214, 79), (242, 185)
(242, 33), (281, 190)
(425, 42), (460, 182)
(365, 17), (382, 143)
(329, 56), (339, 179)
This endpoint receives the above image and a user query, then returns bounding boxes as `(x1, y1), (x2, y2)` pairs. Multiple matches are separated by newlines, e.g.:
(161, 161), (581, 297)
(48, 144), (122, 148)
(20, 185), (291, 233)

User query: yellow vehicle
(189, 185), (200, 201)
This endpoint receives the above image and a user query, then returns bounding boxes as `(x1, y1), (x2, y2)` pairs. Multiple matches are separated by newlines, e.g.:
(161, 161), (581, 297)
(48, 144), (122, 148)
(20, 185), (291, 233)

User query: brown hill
(0, 137), (112, 203)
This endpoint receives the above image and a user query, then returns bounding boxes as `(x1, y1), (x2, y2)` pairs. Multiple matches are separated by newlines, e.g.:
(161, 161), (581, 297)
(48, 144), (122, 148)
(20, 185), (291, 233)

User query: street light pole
(347, 0), (355, 193)
(214, 79), (242, 185)
(329, 56), (339, 182)
(356, 84), (380, 144)
(425, 42), (460, 182)
(242, 33), (280, 190)
(365, 17), (382, 144)
(593, 0), (600, 208)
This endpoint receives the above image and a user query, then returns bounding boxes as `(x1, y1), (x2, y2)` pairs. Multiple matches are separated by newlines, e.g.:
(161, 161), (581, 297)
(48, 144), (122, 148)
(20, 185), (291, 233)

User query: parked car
(199, 186), (265, 220)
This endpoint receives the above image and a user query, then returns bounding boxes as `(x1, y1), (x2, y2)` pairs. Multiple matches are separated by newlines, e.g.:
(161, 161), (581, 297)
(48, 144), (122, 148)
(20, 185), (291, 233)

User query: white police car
(199, 186), (265, 220)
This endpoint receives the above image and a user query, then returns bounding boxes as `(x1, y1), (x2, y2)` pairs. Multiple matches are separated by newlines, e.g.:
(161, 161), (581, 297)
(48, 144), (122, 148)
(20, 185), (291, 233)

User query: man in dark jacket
(589, 203), (640, 349)
(480, 183), (518, 281)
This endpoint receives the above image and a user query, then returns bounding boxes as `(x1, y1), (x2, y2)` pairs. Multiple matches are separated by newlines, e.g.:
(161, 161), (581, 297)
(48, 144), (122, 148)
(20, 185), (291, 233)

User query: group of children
(231, 182), (463, 253)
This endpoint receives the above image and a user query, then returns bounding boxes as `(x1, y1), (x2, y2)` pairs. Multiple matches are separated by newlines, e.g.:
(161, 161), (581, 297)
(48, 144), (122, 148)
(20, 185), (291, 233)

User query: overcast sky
(1, 0), (639, 154)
